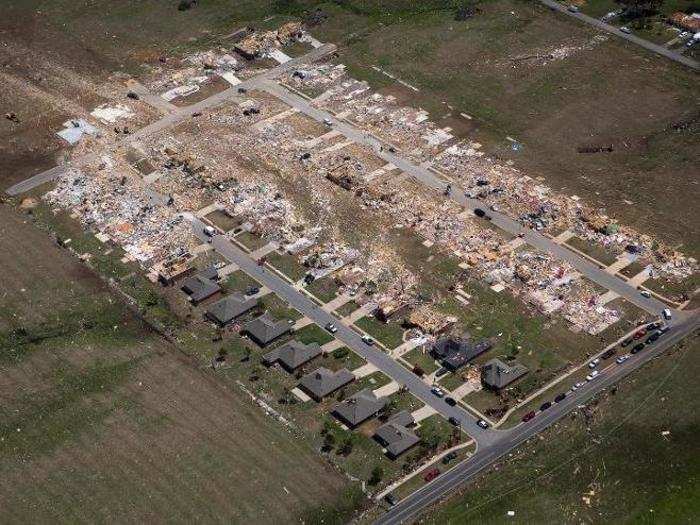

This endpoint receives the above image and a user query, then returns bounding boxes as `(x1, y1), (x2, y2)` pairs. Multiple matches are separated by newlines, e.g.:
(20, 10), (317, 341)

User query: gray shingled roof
(181, 267), (221, 304)
(333, 389), (387, 427)
(374, 411), (420, 458)
(481, 358), (528, 389)
(262, 340), (322, 371)
(432, 335), (492, 371)
(243, 312), (291, 346)
(299, 367), (354, 400)
(205, 293), (258, 325)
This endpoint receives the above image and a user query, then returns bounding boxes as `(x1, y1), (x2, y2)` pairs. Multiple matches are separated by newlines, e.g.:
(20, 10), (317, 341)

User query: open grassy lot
(356, 316), (406, 350)
(0, 204), (355, 524)
(307, 275), (340, 303)
(403, 347), (440, 375)
(267, 250), (308, 282)
(424, 336), (700, 524)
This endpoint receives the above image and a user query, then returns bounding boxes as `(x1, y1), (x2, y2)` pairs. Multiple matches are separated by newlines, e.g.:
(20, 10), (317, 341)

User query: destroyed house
(431, 336), (492, 372)
(243, 312), (291, 346)
(374, 411), (420, 459)
(262, 340), (322, 372)
(481, 358), (528, 390)
(299, 367), (354, 401)
(205, 293), (258, 326)
(181, 267), (221, 304)
(332, 389), (387, 428)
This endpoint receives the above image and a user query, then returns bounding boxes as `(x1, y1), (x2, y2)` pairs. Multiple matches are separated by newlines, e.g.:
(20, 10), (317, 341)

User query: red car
(633, 329), (646, 340)
(424, 468), (440, 482)
(522, 411), (536, 422)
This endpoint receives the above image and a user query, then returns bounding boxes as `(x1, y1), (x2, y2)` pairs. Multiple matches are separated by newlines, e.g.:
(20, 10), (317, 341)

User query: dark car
(601, 348), (616, 360)
(646, 331), (661, 344)
(631, 342), (645, 354)
(435, 367), (449, 378)
(245, 286), (260, 296)
(554, 393), (566, 403)
(448, 416), (460, 426)
(303, 273), (315, 285)
(424, 468), (440, 482)
(384, 493), (397, 506)
(445, 397), (457, 407)
(442, 452), (458, 465)
(522, 411), (536, 422)
(474, 208), (486, 218)
(621, 337), (633, 347)
(540, 401), (552, 411)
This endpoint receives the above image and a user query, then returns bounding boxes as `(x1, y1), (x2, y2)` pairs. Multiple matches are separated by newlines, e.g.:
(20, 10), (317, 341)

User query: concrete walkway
(321, 339), (345, 353)
(605, 254), (633, 275)
(343, 302), (376, 323)
(352, 362), (378, 378)
(629, 267), (652, 287)
(250, 242), (279, 260)
(374, 381), (401, 397)
(292, 316), (313, 330)
(411, 404), (437, 423)
(322, 292), (353, 312)
(196, 201), (225, 218)
(391, 338), (423, 358)
(451, 381), (476, 400)
(553, 230), (575, 244)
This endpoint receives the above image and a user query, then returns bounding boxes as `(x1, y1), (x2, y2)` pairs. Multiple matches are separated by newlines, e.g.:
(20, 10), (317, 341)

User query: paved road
(259, 81), (671, 317)
(185, 216), (498, 446)
(375, 312), (700, 525)
(539, 0), (698, 71)
(6, 164), (66, 196)
(4, 44), (337, 197)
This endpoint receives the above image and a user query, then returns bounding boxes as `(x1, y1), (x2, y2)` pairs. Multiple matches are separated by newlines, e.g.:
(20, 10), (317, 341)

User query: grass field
(0, 204), (355, 524)
(424, 336), (700, 524)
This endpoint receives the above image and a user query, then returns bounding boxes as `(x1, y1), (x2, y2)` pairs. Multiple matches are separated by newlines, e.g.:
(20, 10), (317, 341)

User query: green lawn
(294, 324), (334, 346)
(236, 231), (269, 251)
(267, 251), (308, 282)
(355, 317), (406, 350)
(336, 300), (360, 318)
(223, 271), (260, 293)
(258, 294), (302, 321)
(307, 276), (340, 303)
(403, 347), (439, 375)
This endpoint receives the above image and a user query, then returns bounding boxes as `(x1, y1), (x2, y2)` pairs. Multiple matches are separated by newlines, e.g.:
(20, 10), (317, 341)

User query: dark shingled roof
(332, 389), (387, 428)
(432, 335), (492, 371)
(243, 312), (291, 346)
(481, 358), (528, 390)
(374, 411), (419, 458)
(299, 367), (354, 401)
(205, 293), (258, 326)
(262, 340), (322, 372)
(181, 266), (221, 304)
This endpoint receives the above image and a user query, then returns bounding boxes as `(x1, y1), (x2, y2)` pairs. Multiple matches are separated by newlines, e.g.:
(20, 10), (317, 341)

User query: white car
(620, 26), (631, 34)
(431, 386), (445, 398)
(616, 354), (631, 364)
(588, 358), (600, 369)
(575, 382), (586, 389)
(663, 308), (672, 320)
(323, 118), (333, 126)
(586, 370), (600, 381)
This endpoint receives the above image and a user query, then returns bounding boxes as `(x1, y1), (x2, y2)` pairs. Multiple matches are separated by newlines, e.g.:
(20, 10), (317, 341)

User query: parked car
(442, 451), (458, 464)
(659, 325), (670, 334)
(540, 401), (552, 411)
(323, 117), (333, 126)
(445, 397), (457, 407)
(631, 342), (645, 354)
(588, 358), (600, 369)
(431, 386), (445, 398)
(620, 26), (631, 34)
(361, 335), (374, 346)
(601, 348), (616, 360)
(424, 468), (440, 482)
(567, 5), (580, 12)
(663, 308), (672, 320)
(647, 322), (661, 330)
(646, 331), (660, 344)
(621, 337), (633, 347)
(554, 393), (567, 403)
(476, 419), (490, 429)
(384, 493), (397, 506)
(474, 208), (486, 218)
(522, 411), (536, 422)
(575, 381), (586, 389)
(435, 367), (449, 378)
(245, 286), (260, 296)
(586, 370), (600, 381)
(640, 290), (651, 298)
(616, 354), (631, 364)
(325, 322), (338, 334)
(633, 329), (646, 340)
(448, 416), (460, 426)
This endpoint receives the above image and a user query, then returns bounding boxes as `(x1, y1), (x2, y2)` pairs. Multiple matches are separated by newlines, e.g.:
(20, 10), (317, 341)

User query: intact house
(205, 293), (258, 326)
(374, 411), (420, 459)
(332, 389), (387, 428)
(242, 312), (292, 347)
(481, 358), (528, 390)
(180, 266), (221, 304)
(262, 340), (322, 372)
(431, 334), (492, 372)
(299, 367), (355, 402)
